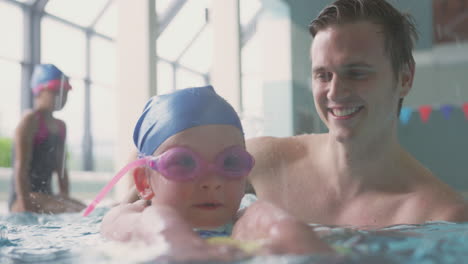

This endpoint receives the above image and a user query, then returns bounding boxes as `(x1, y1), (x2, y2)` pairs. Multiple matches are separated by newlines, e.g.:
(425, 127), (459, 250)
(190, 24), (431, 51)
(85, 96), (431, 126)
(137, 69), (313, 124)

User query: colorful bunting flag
(418, 105), (432, 123)
(400, 103), (468, 124)
(440, 104), (454, 120)
(399, 107), (413, 125)
(463, 102), (468, 120)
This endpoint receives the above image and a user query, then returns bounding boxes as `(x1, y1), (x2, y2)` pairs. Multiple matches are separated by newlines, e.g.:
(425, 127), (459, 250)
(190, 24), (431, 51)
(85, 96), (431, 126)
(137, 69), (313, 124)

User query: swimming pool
(1, 207), (468, 264)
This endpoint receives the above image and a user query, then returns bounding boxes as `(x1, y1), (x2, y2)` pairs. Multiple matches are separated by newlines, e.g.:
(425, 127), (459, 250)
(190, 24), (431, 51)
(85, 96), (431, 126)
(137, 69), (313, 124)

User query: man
(247, 0), (468, 228)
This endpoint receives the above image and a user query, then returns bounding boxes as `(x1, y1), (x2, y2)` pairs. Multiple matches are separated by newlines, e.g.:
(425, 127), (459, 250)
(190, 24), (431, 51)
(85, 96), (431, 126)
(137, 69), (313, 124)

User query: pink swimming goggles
(83, 146), (254, 216)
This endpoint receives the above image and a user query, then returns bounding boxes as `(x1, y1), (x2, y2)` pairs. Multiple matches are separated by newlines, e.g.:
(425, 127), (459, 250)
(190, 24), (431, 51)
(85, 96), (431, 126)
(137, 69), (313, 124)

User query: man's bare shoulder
(247, 134), (324, 166)
(246, 136), (289, 180)
(439, 202), (468, 222)
(404, 174), (468, 223)
(246, 134), (326, 188)
(423, 184), (468, 222)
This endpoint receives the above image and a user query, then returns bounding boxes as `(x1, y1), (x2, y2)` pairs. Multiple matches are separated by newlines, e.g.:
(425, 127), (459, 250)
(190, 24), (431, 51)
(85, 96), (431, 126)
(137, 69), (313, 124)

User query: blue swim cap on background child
(30, 64), (72, 95)
(133, 85), (243, 156)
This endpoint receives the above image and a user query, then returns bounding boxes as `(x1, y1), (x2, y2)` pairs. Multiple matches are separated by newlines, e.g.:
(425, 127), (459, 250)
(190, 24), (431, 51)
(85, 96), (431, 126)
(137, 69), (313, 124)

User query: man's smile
(328, 106), (364, 118)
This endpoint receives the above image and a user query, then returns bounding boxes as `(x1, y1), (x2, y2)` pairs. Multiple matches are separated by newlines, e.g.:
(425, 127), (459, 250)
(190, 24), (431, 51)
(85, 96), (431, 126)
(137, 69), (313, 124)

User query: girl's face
(143, 125), (247, 229)
(36, 89), (69, 111)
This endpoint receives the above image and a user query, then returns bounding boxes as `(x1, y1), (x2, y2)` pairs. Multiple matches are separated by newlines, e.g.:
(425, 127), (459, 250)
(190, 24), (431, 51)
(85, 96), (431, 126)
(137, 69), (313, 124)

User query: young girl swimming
(85, 86), (332, 261)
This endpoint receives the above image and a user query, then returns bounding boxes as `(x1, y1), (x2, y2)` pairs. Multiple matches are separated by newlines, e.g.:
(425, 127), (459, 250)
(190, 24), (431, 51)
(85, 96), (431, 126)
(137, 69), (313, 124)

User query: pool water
(321, 221), (468, 263)
(1, 208), (468, 264)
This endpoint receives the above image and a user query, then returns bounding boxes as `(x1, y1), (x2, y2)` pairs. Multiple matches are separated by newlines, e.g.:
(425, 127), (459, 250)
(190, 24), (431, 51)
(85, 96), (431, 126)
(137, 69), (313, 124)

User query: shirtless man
(247, 0), (468, 228)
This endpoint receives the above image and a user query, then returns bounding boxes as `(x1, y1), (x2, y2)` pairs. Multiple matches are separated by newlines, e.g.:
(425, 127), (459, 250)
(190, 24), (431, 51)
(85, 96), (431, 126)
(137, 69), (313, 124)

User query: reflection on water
(1, 208), (468, 264)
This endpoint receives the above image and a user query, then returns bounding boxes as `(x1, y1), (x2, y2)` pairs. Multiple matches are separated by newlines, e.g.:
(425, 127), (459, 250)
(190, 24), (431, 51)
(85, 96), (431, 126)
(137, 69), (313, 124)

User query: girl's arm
(101, 200), (200, 244)
(100, 200), (148, 241)
(55, 119), (69, 196)
(101, 201), (245, 261)
(13, 112), (37, 212)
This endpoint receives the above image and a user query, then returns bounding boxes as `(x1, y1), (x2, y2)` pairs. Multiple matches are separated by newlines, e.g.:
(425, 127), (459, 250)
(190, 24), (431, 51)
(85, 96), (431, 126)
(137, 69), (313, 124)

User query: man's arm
(232, 200), (333, 255)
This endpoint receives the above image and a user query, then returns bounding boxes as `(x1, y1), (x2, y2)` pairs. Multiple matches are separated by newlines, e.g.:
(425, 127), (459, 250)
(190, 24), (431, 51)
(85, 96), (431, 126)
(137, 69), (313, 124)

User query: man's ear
(399, 62), (415, 98)
(133, 167), (154, 200)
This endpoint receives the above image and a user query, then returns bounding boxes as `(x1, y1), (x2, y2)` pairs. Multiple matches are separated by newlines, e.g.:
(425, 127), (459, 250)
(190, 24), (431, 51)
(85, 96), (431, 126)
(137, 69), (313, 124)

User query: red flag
(418, 105), (432, 123)
(463, 102), (468, 120)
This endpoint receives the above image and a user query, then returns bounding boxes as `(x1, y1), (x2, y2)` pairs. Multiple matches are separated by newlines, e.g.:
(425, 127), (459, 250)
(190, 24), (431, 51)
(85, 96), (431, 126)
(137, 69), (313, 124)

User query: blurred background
(0, 0), (467, 208)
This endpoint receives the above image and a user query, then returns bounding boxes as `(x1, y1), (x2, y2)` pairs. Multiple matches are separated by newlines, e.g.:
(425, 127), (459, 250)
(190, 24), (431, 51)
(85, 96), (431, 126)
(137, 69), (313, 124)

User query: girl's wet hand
(163, 240), (249, 262)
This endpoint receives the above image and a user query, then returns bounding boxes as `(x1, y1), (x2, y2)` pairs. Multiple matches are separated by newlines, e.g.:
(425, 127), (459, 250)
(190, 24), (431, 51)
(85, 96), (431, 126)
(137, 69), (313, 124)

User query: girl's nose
(199, 166), (222, 190)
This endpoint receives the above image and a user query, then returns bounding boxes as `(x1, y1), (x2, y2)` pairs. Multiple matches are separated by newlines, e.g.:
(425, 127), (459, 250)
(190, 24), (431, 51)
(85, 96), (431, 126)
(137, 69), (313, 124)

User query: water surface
(1, 207), (468, 263)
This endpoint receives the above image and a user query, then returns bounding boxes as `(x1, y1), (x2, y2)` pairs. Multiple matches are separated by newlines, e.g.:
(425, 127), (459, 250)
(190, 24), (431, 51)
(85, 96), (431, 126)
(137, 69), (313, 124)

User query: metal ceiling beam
(89, 0), (113, 29)
(241, 8), (262, 48)
(32, 0), (47, 12)
(1, 0), (27, 8)
(43, 12), (114, 41)
(175, 22), (207, 63)
(158, 56), (205, 76)
(157, 0), (187, 38)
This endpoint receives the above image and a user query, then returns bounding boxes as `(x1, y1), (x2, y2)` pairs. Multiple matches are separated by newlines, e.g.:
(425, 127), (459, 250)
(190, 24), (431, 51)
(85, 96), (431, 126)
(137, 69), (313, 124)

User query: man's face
(310, 21), (411, 143)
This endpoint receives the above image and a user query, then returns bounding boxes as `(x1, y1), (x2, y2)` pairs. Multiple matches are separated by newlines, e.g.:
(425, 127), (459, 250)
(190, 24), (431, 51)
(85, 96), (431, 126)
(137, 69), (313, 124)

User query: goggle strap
(82, 158), (147, 217)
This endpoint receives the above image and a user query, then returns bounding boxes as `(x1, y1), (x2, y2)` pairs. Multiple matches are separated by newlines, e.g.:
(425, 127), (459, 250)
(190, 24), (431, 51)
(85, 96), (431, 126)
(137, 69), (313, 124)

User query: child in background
(85, 86), (332, 261)
(9, 64), (86, 213)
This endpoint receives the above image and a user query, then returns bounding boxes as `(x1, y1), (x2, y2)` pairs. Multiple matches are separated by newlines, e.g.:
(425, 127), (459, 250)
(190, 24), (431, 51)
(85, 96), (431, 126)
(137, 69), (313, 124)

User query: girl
(9, 64), (85, 213)
(86, 86), (332, 261)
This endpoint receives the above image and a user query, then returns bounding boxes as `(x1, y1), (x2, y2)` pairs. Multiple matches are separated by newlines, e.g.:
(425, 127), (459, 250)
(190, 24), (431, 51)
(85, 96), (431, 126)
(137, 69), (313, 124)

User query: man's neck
(323, 131), (407, 197)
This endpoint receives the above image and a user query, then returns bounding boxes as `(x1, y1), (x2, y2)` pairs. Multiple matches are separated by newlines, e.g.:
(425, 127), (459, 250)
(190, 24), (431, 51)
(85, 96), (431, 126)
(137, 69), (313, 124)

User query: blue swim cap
(30, 64), (72, 95)
(133, 85), (243, 156)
